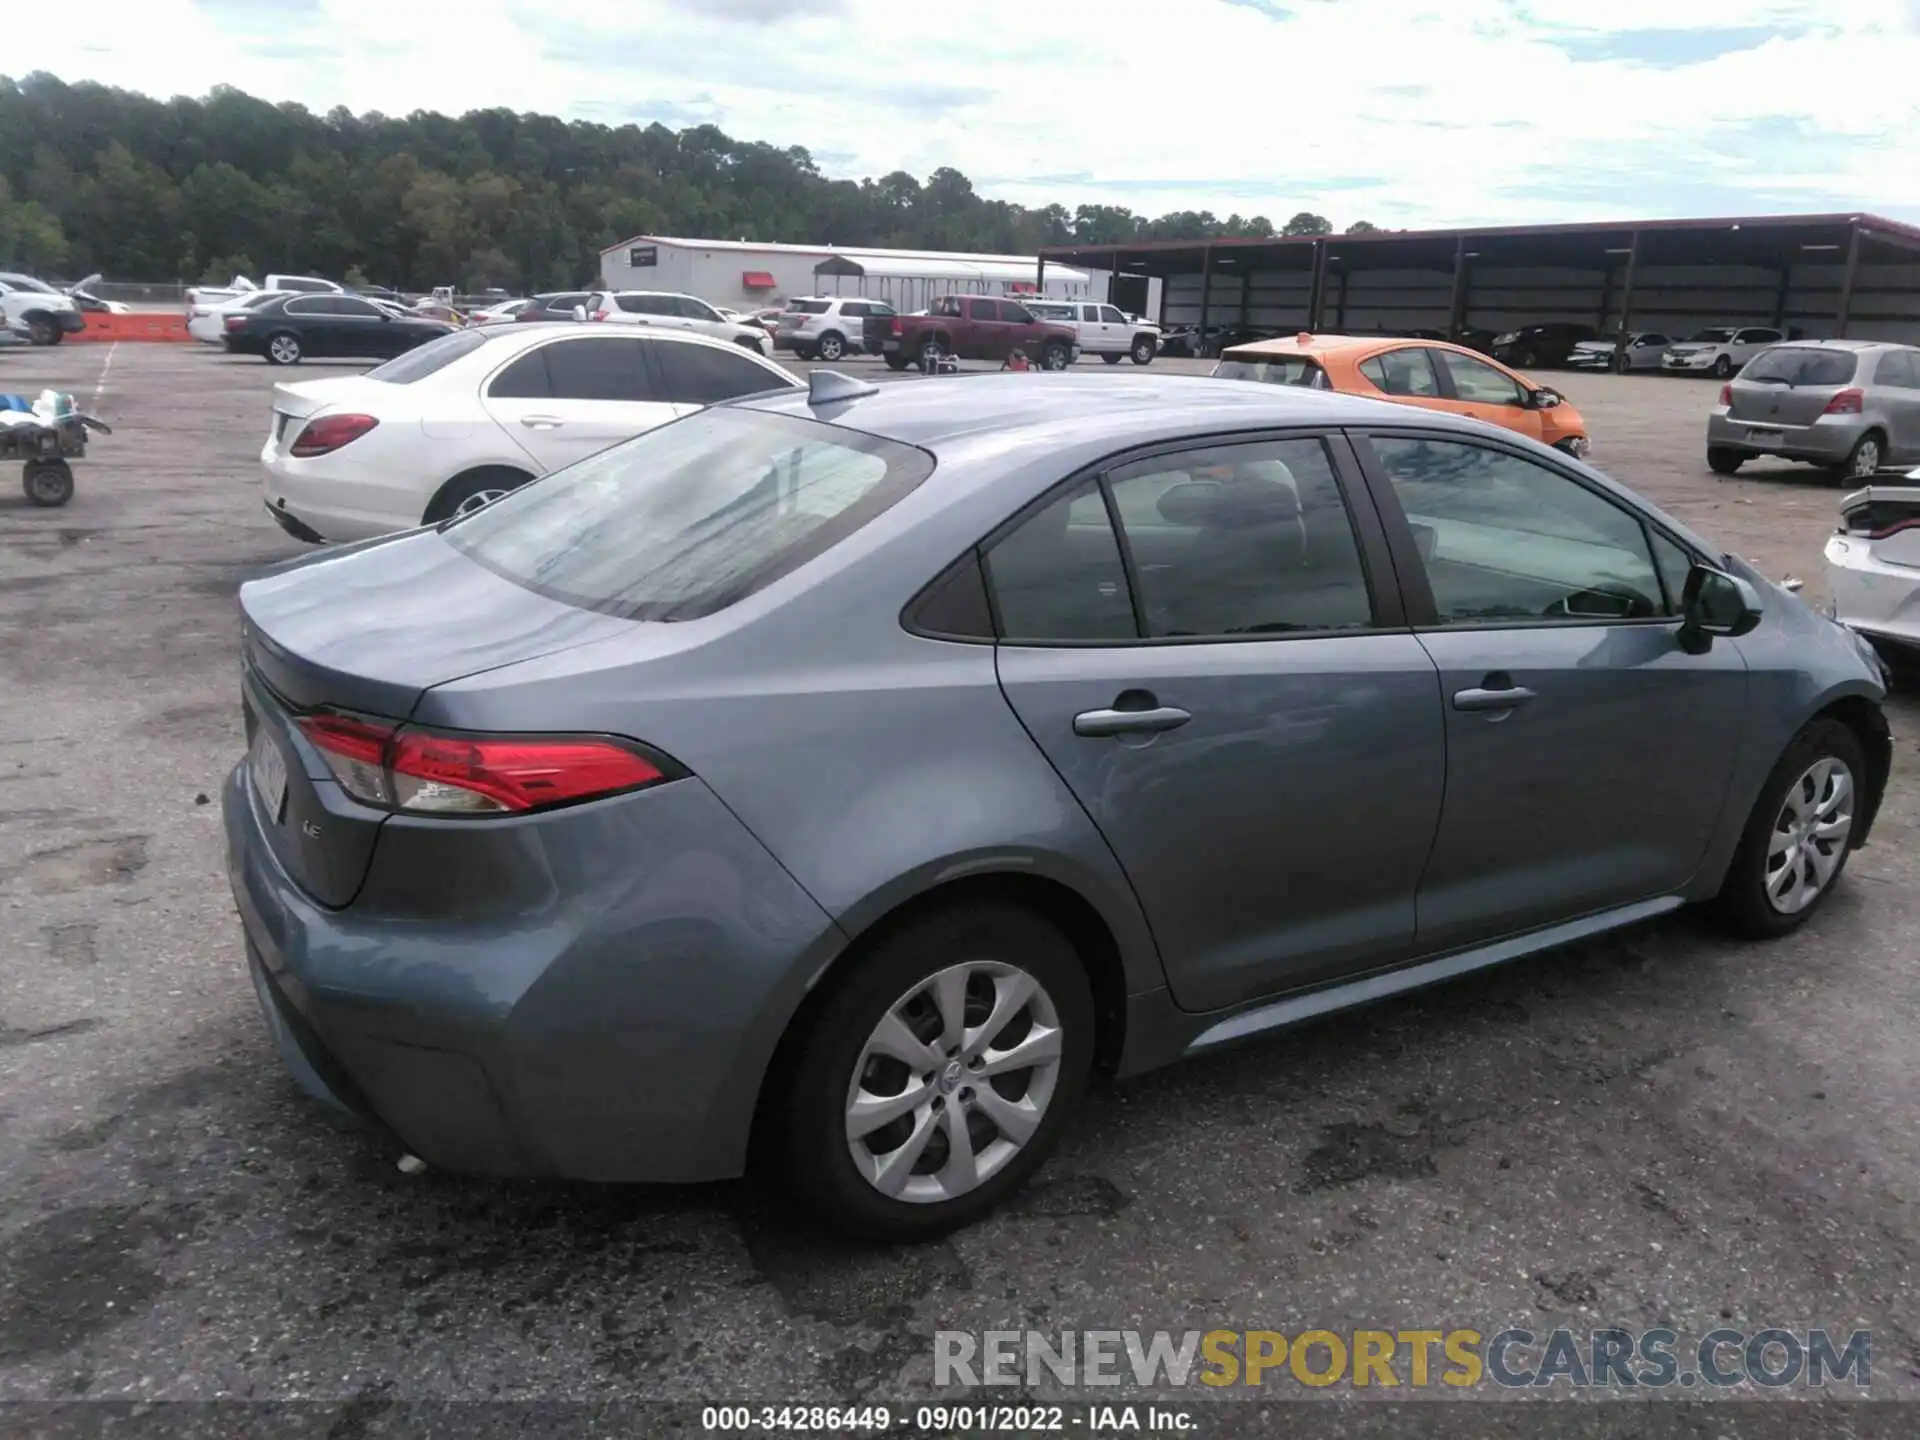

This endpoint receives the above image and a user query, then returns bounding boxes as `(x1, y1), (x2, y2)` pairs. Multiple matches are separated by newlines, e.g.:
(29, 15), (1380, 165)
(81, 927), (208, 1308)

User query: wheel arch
(746, 858), (1153, 1166)
(1817, 690), (1892, 845)
(421, 462), (537, 524)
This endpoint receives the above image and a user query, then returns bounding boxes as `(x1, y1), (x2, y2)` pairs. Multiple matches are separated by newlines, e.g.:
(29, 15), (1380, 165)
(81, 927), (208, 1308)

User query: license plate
(1746, 427), (1784, 448)
(249, 730), (288, 821)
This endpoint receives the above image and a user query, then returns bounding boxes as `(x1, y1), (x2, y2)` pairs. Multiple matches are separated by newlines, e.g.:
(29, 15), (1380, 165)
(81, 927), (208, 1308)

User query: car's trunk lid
(1728, 378), (1843, 426)
(267, 376), (394, 450)
(236, 529), (640, 906)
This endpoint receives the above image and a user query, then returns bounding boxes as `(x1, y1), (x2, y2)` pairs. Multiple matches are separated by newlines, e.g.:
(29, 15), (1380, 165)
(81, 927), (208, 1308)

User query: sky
(28, 0), (1920, 230)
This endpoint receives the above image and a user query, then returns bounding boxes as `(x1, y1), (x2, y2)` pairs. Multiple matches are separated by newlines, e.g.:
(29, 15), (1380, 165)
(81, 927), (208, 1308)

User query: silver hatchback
(1708, 340), (1920, 481)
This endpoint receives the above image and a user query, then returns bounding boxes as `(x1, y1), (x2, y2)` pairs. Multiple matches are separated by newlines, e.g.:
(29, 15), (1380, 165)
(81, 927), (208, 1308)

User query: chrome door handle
(1073, 705), (1192, 737)
(1453, 685), (1536, 712)
(519, 415), (565, 429)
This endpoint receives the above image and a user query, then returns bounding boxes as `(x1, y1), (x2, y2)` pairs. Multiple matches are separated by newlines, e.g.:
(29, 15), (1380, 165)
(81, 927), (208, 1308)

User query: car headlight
(1493, 332), (1519, 344)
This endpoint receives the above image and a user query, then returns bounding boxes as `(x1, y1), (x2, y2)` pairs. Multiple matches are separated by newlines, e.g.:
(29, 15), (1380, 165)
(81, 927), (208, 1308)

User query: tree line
(0, 72), (1365, 291)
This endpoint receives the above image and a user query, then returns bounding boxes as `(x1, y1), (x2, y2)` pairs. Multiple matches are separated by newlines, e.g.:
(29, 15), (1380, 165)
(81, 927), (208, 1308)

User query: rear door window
(445, 408), (935, 621)
(967, 299), (997, 322)
(652, 341), (791, 405)
(1358, 348), (1441, 397)
(985, 480), (1137, 642)
(1873, 350), (1919, 389)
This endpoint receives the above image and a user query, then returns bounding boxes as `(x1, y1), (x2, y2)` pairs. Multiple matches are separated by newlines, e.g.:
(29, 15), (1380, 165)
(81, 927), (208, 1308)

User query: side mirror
(1531, 388), (1562, 409)
(571, 305), (588, 323)
(1677, 562), (1762, 654)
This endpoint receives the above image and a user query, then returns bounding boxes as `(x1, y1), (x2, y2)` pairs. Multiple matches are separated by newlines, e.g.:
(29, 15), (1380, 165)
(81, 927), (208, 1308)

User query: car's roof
(1221, 332), (1480, 362)
(738, 371), (1456, 449)
(1764, 338), (1899, 352)
(483, 321), (789, 356)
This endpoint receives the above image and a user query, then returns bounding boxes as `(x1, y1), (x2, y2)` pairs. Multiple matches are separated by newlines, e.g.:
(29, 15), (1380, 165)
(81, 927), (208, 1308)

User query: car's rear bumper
(1708, 411), (1862, 463)
(1825, 534), (1920, 647)
(221, 757), (844, 1183)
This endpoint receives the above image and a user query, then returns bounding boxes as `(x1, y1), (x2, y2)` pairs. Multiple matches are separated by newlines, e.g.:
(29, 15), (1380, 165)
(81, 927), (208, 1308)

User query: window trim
(905, 426), (1408, 649)
(1347, 426), (1702, 632)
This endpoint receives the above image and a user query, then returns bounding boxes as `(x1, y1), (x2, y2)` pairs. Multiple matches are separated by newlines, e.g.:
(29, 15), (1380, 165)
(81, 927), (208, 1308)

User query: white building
(597, 235), (1152, 315)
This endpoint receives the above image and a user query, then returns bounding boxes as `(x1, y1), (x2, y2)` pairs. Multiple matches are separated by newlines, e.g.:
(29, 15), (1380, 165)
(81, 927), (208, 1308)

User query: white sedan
(189, 290), (286, 344)
(1826, 472), (1920, 662)
(259, 323), (802, 544)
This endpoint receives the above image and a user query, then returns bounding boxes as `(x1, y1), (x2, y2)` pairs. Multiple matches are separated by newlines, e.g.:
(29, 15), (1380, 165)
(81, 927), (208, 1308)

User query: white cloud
(26, 0), (1920, 228)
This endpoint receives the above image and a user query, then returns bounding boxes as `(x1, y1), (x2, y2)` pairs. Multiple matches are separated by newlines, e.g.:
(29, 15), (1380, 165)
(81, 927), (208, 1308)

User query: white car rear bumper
(260, 435), (441, 544)
(1825, 533), (1920, 649)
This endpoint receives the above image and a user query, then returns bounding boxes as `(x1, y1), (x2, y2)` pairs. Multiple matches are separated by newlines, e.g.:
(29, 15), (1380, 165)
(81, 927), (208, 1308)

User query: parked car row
(227, 356), (1893, 1243)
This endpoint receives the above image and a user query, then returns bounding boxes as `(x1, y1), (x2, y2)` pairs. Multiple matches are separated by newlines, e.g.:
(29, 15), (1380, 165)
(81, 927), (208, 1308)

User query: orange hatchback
(1214, 333), (1591, 458)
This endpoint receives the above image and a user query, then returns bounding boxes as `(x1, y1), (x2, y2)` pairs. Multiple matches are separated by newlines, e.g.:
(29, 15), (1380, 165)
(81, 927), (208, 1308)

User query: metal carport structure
(1039, 213), (1920, 356)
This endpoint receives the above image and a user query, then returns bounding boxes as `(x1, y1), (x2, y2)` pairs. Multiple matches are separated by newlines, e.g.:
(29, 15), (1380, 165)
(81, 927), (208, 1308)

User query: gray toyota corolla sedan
(225, 370), (1892, 1240)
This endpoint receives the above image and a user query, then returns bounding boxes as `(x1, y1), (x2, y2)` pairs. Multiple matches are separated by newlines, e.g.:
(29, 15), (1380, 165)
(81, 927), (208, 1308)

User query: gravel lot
(1, 342), (1916, 1432)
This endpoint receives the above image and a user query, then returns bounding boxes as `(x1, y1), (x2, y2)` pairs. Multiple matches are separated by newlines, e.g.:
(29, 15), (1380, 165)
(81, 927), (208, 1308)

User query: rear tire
(1131, 336), (1156, 365)
(422, 466), (533, 524)
(1101, 351), (1123, 365)
(1832, 431), (1885, 484)
(884, 353), (910, 371)
(770, 903), (1095, 1242)
(266, 332), (302, 365)
(816, 332), (845, 362)
(1712, 719), (1864, 939)
(1707, 446), (1744, 476)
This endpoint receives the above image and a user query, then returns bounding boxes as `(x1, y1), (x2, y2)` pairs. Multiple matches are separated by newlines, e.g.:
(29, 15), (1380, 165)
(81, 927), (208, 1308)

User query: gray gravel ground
(0, 342), (1916, 1436)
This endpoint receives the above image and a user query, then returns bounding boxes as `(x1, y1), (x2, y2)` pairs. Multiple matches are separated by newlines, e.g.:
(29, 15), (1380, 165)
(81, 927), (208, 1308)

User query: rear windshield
(787, 299), (831, 314)
(1213, 355), (1332, 388)
(364, 328), (495, 383)
(1741, 348), (1857, 386)
(444, 408), (936, 621)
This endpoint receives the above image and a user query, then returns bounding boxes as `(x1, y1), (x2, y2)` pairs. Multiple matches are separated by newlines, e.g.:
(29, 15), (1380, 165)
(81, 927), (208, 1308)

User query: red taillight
(289, 413), (379, 457)
(225, 314), (247, 331)
(296, 714), (669, 815)
(890, 317), (903, 335)
(1823, 387), (1864, 415)
(1717, 383), (1732, 407)
(592, 309), (611, 322)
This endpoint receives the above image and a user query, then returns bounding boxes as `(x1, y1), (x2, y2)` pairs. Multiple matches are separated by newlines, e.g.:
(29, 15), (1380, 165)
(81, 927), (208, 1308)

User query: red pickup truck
(864, 295), (1079, 371)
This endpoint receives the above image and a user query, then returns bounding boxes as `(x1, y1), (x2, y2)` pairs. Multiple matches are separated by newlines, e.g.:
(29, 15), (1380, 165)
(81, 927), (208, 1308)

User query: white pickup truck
(1023, 298), (1161, 365)
(184, 274), (344, 343)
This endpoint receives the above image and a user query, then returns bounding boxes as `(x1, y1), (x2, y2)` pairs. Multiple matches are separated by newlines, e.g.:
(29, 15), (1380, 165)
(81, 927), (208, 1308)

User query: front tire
(1613, 351), (1632, 374)
(771, 903), (1095, 1241)
(1713, 719), (1865, 939)
(1708, 446), (1744, 476)
(266, 332), (302, 365)
(1712, 354), (1734, 379)
(25, 314), (58, 347)
(1042, 341), (1072, 371)
(1131, 336), (1156, 365)
(22, 459), (74, 507)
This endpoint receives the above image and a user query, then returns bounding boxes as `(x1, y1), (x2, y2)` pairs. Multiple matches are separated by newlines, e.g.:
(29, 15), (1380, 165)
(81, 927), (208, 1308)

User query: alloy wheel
(818, 334), (843, 361)
(1850, 438), (1882, 478)
(269, 335), (301, 364)
(454, 487), (508, 516)
(844, 960), (1063, 1204)
(1764, 756), (1854, 915)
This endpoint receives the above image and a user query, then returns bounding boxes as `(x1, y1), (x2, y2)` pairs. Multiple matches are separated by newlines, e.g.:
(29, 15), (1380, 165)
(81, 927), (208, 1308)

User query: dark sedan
(224, 293), (455, 365)
(1490, 322), (1598, 369)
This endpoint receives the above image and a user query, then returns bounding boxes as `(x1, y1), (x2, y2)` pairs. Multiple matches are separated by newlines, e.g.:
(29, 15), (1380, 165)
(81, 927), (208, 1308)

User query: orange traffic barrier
(67, 312), (192, 343)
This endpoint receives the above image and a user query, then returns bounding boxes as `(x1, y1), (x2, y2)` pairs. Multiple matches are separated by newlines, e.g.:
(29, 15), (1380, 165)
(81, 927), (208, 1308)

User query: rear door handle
(1453, 685), (1536, 712)
(519, 415), (565, 429)
(1073, 705), (1192, 737)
